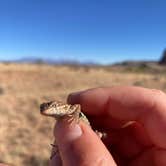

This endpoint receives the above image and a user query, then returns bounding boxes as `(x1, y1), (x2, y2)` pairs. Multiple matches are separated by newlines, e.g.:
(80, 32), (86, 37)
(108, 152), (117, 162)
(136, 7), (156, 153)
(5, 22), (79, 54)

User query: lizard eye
(40, 103), (45, 111)
(79, 112), (83, 118)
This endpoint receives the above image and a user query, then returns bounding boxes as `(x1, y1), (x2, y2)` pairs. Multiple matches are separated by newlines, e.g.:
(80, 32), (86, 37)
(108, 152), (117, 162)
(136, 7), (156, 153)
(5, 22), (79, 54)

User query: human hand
(50, 86), (166, 166)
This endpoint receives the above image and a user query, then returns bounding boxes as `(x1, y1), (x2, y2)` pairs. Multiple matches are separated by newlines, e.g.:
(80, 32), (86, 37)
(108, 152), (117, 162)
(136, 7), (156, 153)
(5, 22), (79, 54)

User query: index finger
(68, 86), (166, 148)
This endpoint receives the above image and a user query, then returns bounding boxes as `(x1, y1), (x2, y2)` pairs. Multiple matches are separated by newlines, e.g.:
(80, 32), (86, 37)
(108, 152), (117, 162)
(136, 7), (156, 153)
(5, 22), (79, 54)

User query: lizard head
(40, 101), (63, 116)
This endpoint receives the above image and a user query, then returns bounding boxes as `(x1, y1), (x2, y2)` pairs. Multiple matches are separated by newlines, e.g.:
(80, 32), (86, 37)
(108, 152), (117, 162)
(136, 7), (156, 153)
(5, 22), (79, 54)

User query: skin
(2, 86), (166, 166)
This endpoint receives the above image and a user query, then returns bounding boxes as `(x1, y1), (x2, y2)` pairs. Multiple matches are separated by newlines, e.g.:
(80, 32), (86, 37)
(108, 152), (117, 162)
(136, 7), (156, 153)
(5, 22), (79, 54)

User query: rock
(159, 49), (166, 65)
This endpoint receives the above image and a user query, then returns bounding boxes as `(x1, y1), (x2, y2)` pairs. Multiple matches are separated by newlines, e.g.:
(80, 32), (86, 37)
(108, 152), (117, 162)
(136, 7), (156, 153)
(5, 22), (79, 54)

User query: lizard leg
(65, 110), (80, 124)
(50, 144), (59, 160)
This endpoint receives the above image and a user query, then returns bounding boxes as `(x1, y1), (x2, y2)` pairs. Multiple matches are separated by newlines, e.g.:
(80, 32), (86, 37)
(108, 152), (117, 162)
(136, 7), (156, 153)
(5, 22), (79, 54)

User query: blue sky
(0, 0), (166, 64)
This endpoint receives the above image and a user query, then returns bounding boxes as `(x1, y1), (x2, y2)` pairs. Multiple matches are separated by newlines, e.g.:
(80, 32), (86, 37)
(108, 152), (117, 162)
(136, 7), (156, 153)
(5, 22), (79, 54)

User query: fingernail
(55, 120), (83, 144)
(65, 124), (82, 142)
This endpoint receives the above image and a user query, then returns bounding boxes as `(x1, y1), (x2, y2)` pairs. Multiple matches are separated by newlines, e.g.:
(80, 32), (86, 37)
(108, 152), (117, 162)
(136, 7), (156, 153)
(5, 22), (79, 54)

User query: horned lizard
(40, 100), (90, 124)
(40, 100), (103, 159)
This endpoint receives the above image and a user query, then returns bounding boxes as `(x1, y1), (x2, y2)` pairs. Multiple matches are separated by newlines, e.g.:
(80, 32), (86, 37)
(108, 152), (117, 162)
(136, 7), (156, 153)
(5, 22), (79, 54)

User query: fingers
(128, 148), (166, 166)
(104, 122), (152, 159)
(52, 119), (116, 166)
(68, 86), (166, 148)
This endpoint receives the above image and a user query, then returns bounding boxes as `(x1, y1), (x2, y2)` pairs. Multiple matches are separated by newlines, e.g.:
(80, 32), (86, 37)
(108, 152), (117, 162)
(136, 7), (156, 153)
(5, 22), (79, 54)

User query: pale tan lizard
(40, 100), (90, 125)
(40, 100), (103, 160)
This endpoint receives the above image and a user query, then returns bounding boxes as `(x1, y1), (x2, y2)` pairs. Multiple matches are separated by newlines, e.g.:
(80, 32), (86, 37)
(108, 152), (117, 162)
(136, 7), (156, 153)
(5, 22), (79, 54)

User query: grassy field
(0, 62), (166, 166)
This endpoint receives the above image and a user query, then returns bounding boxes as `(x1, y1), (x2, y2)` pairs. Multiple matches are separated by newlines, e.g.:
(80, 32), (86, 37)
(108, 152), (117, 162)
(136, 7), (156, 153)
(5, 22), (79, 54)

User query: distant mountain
(1, 57), (160, 67)
(14, 57), (46, 63)
(112, 60), (157, 67)
(2, 57), (99, 66)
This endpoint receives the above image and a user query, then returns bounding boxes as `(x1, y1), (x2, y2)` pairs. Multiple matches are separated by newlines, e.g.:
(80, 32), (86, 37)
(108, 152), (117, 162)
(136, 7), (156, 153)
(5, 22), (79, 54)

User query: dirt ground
(0, 63), (166, 166)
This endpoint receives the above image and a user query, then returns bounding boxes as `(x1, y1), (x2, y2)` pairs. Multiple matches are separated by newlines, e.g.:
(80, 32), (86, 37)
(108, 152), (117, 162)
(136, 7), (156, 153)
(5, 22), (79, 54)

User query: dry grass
(0, 63), (166, 166)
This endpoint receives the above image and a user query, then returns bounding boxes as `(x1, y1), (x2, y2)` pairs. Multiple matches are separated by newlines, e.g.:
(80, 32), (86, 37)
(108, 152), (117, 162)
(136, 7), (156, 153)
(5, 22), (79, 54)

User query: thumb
(52, 119), (116, 166)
